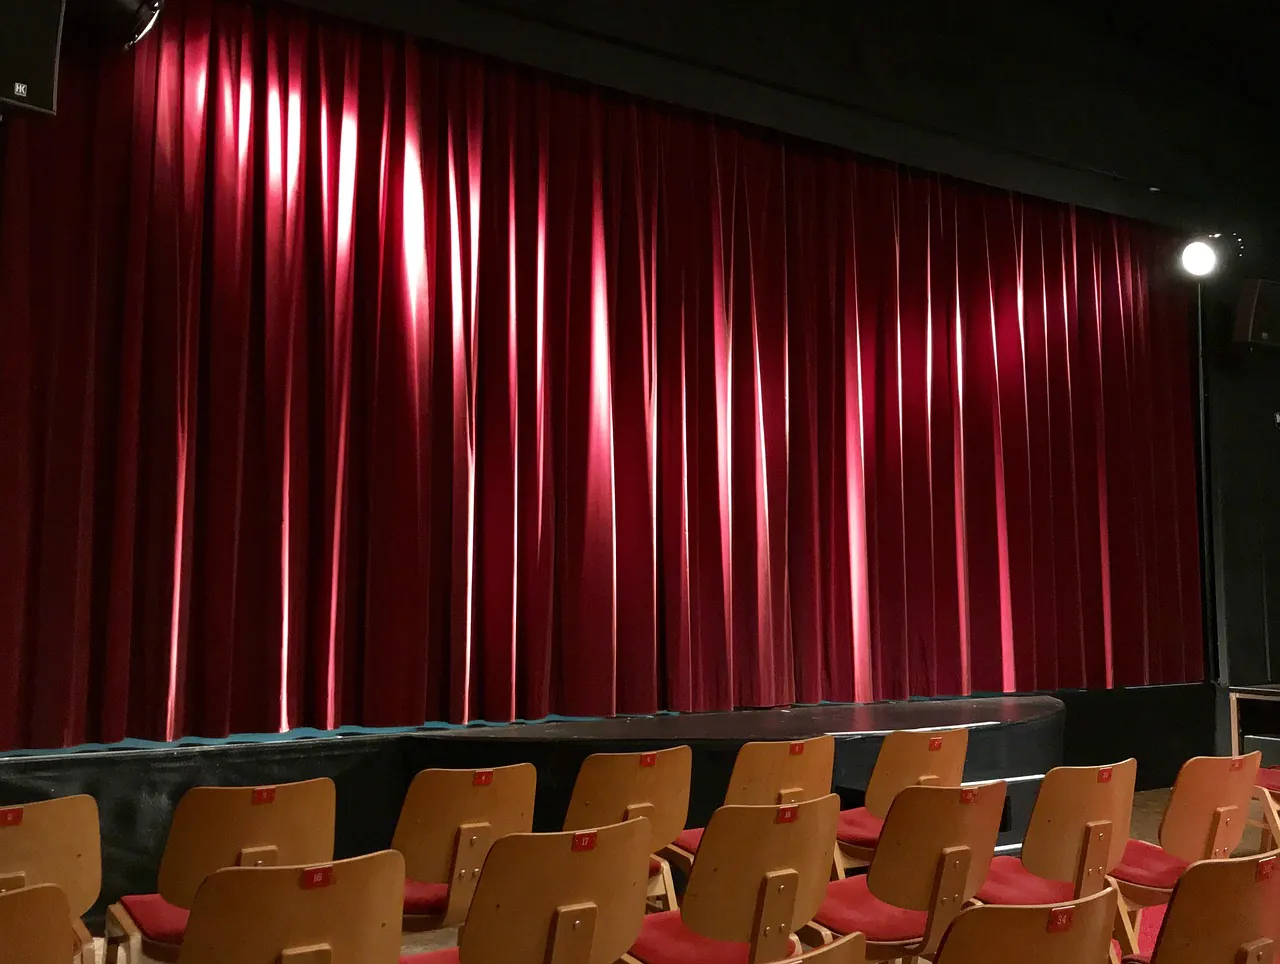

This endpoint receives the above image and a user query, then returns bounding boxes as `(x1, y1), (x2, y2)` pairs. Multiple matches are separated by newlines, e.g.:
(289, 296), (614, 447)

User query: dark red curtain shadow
(0, 0), (1202, 750)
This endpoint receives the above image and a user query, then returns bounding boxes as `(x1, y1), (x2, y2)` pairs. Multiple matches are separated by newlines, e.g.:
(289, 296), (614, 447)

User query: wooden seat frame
(0, 883), (80, 964)
(1111, 752), (1262, 959)
(564, 747), (691, 913)
(834, 728), (969, 877)
(1141, 849), (1279, 964)
(393, 763), (536, 930)
(105, 777), (336, 964)
(803, 782), (1007, 962)
(935, 883), (1119, 964)
(625, 794), (841, 964)
(658, 735), (835, 880)
(449, 819), (652, 964)
(0, 794), (101, 964)
(175, 850), (404, 964)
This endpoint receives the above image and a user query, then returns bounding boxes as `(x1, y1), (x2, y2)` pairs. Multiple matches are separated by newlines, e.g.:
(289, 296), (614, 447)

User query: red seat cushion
(813, 874), (928, 943)
(1257, 767), (1280, 793)
(836, 807), (884, 849)
(119, 893), (189, 945)
(975, 855), (1076, 905)
(403, 877), (449, 916)
(401, 952), (459, 964)
(629, 910), (786, 964)
(1121, 957), (1150, 964)
(649, 855), (664, 877)
(1111, 839), (1188, 891)
(672, 828), (703, 853)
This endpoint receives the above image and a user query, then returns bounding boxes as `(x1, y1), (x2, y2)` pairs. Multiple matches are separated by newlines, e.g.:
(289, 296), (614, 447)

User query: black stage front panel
(403, 697), (1064, 850)
(0, 695), (1063, 929)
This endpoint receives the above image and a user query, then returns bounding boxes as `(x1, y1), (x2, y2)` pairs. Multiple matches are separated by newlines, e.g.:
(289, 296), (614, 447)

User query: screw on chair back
(457, 818), (651, 964)
(932, 881), (1118, 964)
(794, 932), (866, 963)
(867, 782), (1006, 956)
(392, 763), (536, 927)
(0, 884), (77, 964)
(864, 729), (969, 817)
(158, 778), (336, 910)
(564, 747), (691, 854)
(1159, 752), (1261, 862)
(1019, 759), (1137, 896)
(724, 736), (835, 807)
(0, 794), (101, 916)
(175, 850), (404, 964)
(1147, 850), (1280, 964)
(681, 793), (841, 964)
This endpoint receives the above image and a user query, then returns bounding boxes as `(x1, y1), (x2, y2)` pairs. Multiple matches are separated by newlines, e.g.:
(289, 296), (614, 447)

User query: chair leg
(1257, 788), (1280, 850)
(1113, 893), (1141, 960)
(104, 904), (141, 964)
(645, 855), (680, 913)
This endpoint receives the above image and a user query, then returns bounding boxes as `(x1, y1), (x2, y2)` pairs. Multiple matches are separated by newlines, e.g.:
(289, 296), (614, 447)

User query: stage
(0, 696), (1062, 926)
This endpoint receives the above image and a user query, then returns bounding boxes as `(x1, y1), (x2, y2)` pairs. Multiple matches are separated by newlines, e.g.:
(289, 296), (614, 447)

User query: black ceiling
(1056, 0), (1280, 112)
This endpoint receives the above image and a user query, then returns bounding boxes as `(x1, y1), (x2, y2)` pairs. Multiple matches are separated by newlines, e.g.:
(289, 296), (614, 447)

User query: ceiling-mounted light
(125, 0), (164, 49)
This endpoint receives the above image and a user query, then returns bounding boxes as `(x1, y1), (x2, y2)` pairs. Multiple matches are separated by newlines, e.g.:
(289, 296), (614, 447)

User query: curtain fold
(0, 0), (1202, 751)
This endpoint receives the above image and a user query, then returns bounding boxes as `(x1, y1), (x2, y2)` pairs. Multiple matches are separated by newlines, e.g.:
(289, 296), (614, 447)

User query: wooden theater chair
(563, 747), (691, 912)
(0, 884), (81, 964)
(659, 736), (834, 878)
(1123, 849), (1280, 964)
(392, 763), (536, 930)
(624, 793), (841, 964)
(834, 728), (969, 877)
(173, 850), (403, 964)
(401, 818), (651, 964)
(0, 794), (102, 964)
(932, 882), (1119, 964)
(1108, 751), (1261, 955)
(801, 782), (1006, 961)
(105, 777), (336, 963)
(974, 759), (1136, 905)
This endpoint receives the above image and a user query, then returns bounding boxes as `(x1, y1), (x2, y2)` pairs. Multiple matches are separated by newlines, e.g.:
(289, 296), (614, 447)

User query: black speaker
(1235, 280), (1280, 349)
(0, 0), (67, 115)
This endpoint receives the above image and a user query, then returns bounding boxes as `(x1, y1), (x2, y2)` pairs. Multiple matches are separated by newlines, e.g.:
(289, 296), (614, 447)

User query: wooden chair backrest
(865, 728), (969, 817)
(794, 932), (866, 964)
(1160, 752), (1261, 862)
(0, 794), (101, 916)
(1020, 759), (1136, 886)
(868, 782), (1006, 911)
(932, 882), (1118, 964)
(176, 850), (403, 964)
(459, 819), (650, 964)
(724, 736), (835, 807)
(563, 747), (691, 853)
(392, 764), (536, 883)
(683, 794), (841, 963)
(1148, 850), (1280, 964)
(159, 778), (336, 909)
(0, 885), (76, 964)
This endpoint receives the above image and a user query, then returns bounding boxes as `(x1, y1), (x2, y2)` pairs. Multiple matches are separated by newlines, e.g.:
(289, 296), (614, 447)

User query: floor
(90, 788), (1272, 963)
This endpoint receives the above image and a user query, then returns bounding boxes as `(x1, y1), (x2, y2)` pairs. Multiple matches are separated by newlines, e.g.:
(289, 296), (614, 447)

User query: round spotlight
(1180, 240), (1219, 278)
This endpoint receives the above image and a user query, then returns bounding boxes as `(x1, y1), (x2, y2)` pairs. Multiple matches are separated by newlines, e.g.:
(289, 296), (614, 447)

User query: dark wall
(1206, 290), (1280, 686)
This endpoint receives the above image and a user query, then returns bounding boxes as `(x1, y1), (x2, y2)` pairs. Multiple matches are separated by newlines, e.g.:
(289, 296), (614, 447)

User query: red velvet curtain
(0, 0), (1202, 750)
